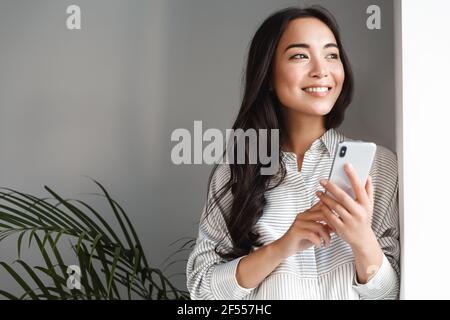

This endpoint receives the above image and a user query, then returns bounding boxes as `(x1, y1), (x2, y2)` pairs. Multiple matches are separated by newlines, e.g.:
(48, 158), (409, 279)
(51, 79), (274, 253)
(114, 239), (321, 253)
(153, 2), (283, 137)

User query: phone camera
(339, 146), (347, 158)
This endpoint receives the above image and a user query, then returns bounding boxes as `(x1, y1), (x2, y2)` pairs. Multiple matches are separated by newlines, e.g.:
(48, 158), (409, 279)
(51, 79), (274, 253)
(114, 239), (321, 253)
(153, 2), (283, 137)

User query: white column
(397, 0), (450, 299)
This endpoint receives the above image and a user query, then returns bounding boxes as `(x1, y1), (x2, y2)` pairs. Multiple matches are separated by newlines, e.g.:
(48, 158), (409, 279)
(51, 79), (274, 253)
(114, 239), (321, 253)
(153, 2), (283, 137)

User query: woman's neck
(281, 111), (326, 157)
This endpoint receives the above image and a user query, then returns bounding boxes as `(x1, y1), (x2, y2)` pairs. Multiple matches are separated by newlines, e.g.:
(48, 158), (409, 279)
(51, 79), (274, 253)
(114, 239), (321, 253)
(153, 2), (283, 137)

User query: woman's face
(272, 17), (345, 117)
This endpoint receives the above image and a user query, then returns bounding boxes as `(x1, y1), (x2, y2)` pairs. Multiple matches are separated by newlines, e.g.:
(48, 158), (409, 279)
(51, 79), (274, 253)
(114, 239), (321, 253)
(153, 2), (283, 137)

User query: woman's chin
(305, 104), (334, 116)
(282, 102), (334, 117)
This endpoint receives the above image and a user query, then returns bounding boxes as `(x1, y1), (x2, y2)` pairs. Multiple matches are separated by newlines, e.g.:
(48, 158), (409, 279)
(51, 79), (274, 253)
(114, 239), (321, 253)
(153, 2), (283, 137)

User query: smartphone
(326, 141), (377, 200)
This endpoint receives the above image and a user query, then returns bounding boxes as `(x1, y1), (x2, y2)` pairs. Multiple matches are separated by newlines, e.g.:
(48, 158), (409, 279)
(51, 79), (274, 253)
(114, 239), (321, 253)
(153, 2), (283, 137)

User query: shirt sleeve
(352, 146), (401, 300)
(186, 164), (257, 300)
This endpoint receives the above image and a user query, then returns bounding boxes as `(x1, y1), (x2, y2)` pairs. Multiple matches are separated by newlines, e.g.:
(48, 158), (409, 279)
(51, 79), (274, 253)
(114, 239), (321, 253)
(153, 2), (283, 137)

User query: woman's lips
(302, 86), (332, 97)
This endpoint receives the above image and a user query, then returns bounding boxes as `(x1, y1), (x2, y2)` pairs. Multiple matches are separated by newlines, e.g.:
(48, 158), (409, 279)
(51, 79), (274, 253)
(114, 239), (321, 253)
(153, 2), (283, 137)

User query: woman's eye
(327, 53), (339, 60)
(291, 53), (308, 60)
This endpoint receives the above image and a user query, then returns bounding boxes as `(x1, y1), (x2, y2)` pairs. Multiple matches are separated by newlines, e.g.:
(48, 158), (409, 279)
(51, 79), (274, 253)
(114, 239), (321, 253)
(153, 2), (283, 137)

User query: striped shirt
(186, 128), (400, 300)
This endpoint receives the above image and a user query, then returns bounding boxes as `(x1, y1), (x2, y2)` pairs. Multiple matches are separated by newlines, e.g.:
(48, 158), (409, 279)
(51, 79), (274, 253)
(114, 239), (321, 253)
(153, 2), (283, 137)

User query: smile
(302, 86), (332, 97)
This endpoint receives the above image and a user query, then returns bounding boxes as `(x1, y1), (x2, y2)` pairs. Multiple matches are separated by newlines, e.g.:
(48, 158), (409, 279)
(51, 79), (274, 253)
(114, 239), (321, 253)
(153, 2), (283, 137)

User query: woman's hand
(315, 162), (375, 250)
(274, 201), (334, 259)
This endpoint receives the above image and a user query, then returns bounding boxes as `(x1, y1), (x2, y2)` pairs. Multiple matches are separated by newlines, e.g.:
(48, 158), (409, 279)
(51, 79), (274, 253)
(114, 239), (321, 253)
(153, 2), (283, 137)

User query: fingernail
(319, 179), (327, 186)
(345, 162), (353, 171)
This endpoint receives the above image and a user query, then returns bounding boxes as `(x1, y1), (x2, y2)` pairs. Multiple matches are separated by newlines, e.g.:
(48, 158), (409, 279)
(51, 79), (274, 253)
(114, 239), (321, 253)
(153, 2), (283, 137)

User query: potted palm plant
(0, 178), (194, 300)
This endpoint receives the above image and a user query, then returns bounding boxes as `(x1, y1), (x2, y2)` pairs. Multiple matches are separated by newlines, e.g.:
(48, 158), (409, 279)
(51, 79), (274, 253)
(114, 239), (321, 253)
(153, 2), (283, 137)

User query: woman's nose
(309, 58), (328, 78)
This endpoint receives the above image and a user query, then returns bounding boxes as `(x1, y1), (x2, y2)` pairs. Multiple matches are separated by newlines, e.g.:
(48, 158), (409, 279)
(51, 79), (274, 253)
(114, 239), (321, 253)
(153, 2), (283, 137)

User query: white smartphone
(326, 141), (377, 200)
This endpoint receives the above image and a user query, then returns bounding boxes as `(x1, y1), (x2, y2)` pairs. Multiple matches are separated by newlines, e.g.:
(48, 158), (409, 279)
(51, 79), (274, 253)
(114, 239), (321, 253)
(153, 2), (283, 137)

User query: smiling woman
(272, 17), (346, 120)
(186, 5), (399, 300)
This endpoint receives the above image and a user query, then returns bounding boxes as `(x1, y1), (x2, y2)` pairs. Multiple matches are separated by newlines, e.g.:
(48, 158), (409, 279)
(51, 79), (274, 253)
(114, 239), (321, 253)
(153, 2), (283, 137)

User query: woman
(186, 6), (400, 300)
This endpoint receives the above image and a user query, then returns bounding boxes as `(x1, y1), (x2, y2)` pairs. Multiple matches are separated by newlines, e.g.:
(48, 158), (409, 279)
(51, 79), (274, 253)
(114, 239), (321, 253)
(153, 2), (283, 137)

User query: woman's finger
(298, 229), (322, 248)
(344, 162), (368, 205)
(322, 198), (344, 232)
(299, 200), (322, 214)
(300, 221), (331, 247)
(365, 175), (374, 204)
(319, 179), (358, 214)
(323, 222), (336, 234)
(300, 210), (331, 225)
(316, 191), (351, 222)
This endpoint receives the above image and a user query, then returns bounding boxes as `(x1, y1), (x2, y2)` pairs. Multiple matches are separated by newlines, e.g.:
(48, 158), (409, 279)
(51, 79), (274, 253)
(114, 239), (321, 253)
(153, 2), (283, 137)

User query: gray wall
(300, 0), (396, 148)
(0, 0), (395, 296)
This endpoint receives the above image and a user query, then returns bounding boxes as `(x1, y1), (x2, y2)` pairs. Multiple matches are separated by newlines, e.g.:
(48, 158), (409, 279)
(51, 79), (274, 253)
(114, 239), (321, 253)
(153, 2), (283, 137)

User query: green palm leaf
(0, 179), (191, 300)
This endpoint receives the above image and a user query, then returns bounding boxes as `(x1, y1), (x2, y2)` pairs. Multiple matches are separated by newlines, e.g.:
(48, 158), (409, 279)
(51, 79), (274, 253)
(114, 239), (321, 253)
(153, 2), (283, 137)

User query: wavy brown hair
(204, 6), (354, 259)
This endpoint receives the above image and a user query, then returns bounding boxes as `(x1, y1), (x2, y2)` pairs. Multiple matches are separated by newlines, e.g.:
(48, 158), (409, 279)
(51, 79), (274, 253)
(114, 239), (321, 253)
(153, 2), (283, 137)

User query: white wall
(398, 0), (450, 299)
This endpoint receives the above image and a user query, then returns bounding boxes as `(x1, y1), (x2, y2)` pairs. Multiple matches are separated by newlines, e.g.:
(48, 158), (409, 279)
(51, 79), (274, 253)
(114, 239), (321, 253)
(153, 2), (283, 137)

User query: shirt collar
(280, 128), (345, 169)
(321, 128), (345, 156)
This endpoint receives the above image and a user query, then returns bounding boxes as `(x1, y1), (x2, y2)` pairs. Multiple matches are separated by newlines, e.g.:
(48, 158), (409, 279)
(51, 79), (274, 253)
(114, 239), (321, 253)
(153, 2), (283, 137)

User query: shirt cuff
(210, 255), (257, 300)
(352, 254), (398, 299)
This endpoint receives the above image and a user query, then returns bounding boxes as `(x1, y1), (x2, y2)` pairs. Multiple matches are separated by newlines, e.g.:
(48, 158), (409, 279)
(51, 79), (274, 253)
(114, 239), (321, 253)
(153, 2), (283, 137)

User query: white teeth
(303, 87), (330, 93)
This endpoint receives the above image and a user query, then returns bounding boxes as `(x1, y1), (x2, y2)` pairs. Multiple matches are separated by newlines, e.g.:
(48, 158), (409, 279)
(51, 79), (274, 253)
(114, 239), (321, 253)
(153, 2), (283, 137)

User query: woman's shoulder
(369, 144), (398, 195)
(372, 144), (398, 177)
(211, 163), (231, 181)
(208, 163), (232, 194)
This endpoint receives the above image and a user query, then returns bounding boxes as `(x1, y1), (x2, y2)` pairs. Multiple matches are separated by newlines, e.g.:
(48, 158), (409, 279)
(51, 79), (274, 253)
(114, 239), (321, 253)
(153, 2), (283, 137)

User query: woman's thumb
(311, 200), (322, 209)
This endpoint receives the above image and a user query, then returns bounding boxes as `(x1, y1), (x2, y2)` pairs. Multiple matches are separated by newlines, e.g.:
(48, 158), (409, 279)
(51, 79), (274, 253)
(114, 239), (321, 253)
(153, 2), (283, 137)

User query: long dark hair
(204, 6), (354, 260)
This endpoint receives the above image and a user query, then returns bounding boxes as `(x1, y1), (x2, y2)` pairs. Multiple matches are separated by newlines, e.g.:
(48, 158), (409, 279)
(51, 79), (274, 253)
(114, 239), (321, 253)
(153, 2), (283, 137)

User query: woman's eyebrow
(284, 43), (338, 52)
